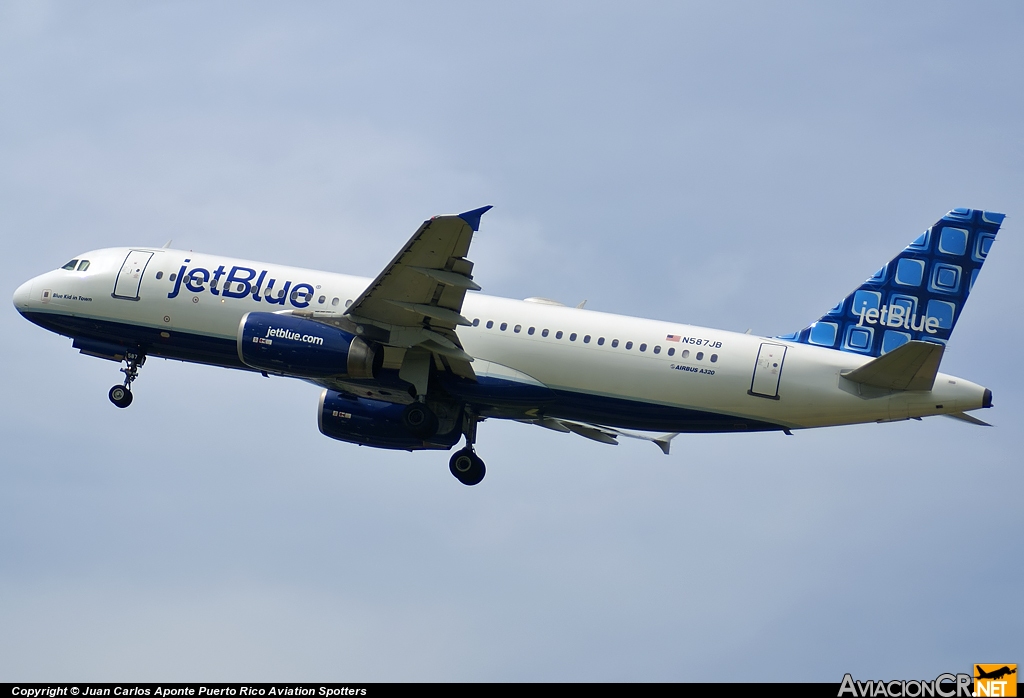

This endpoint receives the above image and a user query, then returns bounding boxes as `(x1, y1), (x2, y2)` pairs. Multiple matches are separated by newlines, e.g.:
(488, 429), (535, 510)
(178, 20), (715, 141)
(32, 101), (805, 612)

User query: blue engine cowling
(237, 312), (381, 378)
(318, 390), (462, 451)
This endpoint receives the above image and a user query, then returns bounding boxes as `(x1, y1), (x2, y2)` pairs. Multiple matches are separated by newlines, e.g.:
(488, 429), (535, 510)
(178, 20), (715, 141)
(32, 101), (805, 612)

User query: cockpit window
(61, 260), (79, 270)
(77, 260), (90, 271)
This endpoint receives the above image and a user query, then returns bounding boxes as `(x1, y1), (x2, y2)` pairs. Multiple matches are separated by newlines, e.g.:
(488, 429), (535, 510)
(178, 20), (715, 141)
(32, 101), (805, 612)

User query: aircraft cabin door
(112, 250), (154, 301)
(749, 343), (787, 399)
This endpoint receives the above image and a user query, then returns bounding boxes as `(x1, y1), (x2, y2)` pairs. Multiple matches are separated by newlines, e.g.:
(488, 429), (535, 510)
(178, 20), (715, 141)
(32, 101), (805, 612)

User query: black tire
(402, 402), (438, 439)
(449, 448), (486, 486)
(108, 385), (133, 408)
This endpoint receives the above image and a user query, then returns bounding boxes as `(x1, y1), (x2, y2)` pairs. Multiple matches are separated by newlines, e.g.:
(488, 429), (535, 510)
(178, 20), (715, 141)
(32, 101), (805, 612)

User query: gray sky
(1, 1), (1021, 681)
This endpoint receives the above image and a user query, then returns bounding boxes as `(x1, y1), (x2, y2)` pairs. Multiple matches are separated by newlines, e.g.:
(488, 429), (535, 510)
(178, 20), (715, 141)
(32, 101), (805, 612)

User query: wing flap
(409, 266), (482, 291)
(386, 300), (472, 326)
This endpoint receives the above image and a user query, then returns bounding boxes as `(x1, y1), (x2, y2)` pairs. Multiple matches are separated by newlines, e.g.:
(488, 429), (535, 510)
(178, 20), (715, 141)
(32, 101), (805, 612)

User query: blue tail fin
(780, 208), (1005, 357)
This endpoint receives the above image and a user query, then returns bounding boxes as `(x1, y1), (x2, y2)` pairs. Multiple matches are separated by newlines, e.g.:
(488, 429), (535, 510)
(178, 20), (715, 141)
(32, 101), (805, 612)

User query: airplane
(975, 666), (1016, 681)
(13, 206), (1004, 485)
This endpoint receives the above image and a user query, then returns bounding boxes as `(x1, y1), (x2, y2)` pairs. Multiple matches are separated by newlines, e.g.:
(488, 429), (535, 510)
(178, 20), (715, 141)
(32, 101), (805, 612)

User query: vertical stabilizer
(780, 208), (1005, 357)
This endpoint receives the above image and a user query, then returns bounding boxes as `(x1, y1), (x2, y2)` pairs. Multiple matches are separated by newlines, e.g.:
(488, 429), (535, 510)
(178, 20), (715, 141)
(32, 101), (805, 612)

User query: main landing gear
(449, 448), (485, 486)
(402, 400), (439, 439)
(108, 351), (145, 409)
(449, 409), (486, 486)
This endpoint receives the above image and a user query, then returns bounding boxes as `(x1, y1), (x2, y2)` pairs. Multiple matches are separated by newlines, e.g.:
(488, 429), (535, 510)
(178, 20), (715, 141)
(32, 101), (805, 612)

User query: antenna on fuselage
(162, 240), (173, 248)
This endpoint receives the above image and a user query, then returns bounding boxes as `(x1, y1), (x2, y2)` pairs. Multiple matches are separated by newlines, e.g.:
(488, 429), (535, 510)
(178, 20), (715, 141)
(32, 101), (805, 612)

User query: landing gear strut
(449, 409), (485, 486)
(108, 351), (145, 409)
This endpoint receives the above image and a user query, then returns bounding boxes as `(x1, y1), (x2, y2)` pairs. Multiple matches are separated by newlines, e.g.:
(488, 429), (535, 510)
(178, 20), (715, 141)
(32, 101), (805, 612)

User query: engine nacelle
(318, 390), (461, 451)
(237, 312), (381, 379)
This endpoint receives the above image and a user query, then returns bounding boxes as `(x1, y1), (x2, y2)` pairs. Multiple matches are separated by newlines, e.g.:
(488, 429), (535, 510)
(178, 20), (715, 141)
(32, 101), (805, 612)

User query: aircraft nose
(13, 278), (33, 313)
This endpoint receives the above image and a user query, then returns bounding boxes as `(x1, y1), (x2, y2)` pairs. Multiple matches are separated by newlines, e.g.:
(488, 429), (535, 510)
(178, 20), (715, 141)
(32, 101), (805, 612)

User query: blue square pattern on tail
(779, 208), (1005, 357)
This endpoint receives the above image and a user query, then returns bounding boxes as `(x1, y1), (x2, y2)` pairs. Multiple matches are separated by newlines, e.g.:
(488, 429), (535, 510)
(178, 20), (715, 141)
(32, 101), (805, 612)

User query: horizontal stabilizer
(842, 340), (944, 391)
(944, 411), (992, 427)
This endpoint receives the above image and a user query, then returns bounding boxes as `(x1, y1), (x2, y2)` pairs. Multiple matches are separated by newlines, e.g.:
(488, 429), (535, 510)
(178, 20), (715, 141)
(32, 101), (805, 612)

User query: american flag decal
(666, 334), (681, 342)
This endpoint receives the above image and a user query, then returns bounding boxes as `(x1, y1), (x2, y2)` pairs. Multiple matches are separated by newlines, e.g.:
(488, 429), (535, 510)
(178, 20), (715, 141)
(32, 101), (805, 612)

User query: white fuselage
(13, 246), (990, 431)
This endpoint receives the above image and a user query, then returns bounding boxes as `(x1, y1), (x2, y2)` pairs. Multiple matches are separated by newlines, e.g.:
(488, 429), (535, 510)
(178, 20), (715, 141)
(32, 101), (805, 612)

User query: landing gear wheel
(449, 448), (486, 486)
(108, 385), (133, 408)
(402, 402), (439, 439)
(108, 350), (144, 409)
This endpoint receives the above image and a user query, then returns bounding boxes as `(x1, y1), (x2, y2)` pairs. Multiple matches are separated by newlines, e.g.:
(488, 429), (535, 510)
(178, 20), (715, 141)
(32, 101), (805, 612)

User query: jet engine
(318, 390), (462, 451)
(237, 312), (381, 379)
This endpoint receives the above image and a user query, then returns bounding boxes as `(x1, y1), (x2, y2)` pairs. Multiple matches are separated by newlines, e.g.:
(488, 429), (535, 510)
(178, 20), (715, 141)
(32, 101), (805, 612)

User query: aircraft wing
(521, 417), (678, 455)
(344, 206), (492, 379)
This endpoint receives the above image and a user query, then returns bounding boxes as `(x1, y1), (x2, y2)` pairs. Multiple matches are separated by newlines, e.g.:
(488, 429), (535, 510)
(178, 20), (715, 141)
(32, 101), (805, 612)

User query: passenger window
(77, 260), (90, 271)
(668, 347), (675, 356)
(289, 289), (297, 301)
(625, 341), (633, 350)
(514, 324), (521, 333)
(556, 331), (563, 339)
(528, 327), (535, 335)
(639, 343), (647, 352)
(569, 333), (577, 341)
(500, 322), (508, 331)
(710, 354), (718, 363)
(682, 349), (690, 358)
(345, 299), (352, 307)
(486, 321), (494, 329)
(611, 339), (619, 348)
(583, 335), (591, 343)
(211, 278), (219, 289)
(472, 318), (480, 327)
(542, 329), (549, 337)
(61, 260), (79, 270)
(169, 273), (177, 282)
(696, 352), (704, 360)
(653, 345), (661, 354)
(156, 271), (164, 280)
(318, 295), (325, 304)
(332, 297), (340, 306)
(597, 337), (605, 345)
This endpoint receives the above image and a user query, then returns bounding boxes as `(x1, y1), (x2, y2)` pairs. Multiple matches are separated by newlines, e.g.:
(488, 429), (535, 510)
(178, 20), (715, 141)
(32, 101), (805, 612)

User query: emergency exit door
(749, 343), (787, 399)
(112, 250), (154, 301)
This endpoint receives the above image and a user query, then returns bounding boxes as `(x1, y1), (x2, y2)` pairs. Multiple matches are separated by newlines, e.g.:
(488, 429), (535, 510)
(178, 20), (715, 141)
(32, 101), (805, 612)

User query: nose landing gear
(108, 351), (145, 409)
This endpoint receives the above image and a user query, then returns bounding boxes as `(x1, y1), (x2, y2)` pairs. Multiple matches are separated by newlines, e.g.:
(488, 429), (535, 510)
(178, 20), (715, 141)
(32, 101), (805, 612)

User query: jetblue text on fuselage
(167, 260), (316, 308)
(856, 302), (940, 334)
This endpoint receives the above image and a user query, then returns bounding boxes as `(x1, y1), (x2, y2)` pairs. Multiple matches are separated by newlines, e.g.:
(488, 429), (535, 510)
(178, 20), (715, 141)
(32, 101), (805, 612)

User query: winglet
(458, 205), (493, 232)
(654, 433), (678, 455)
